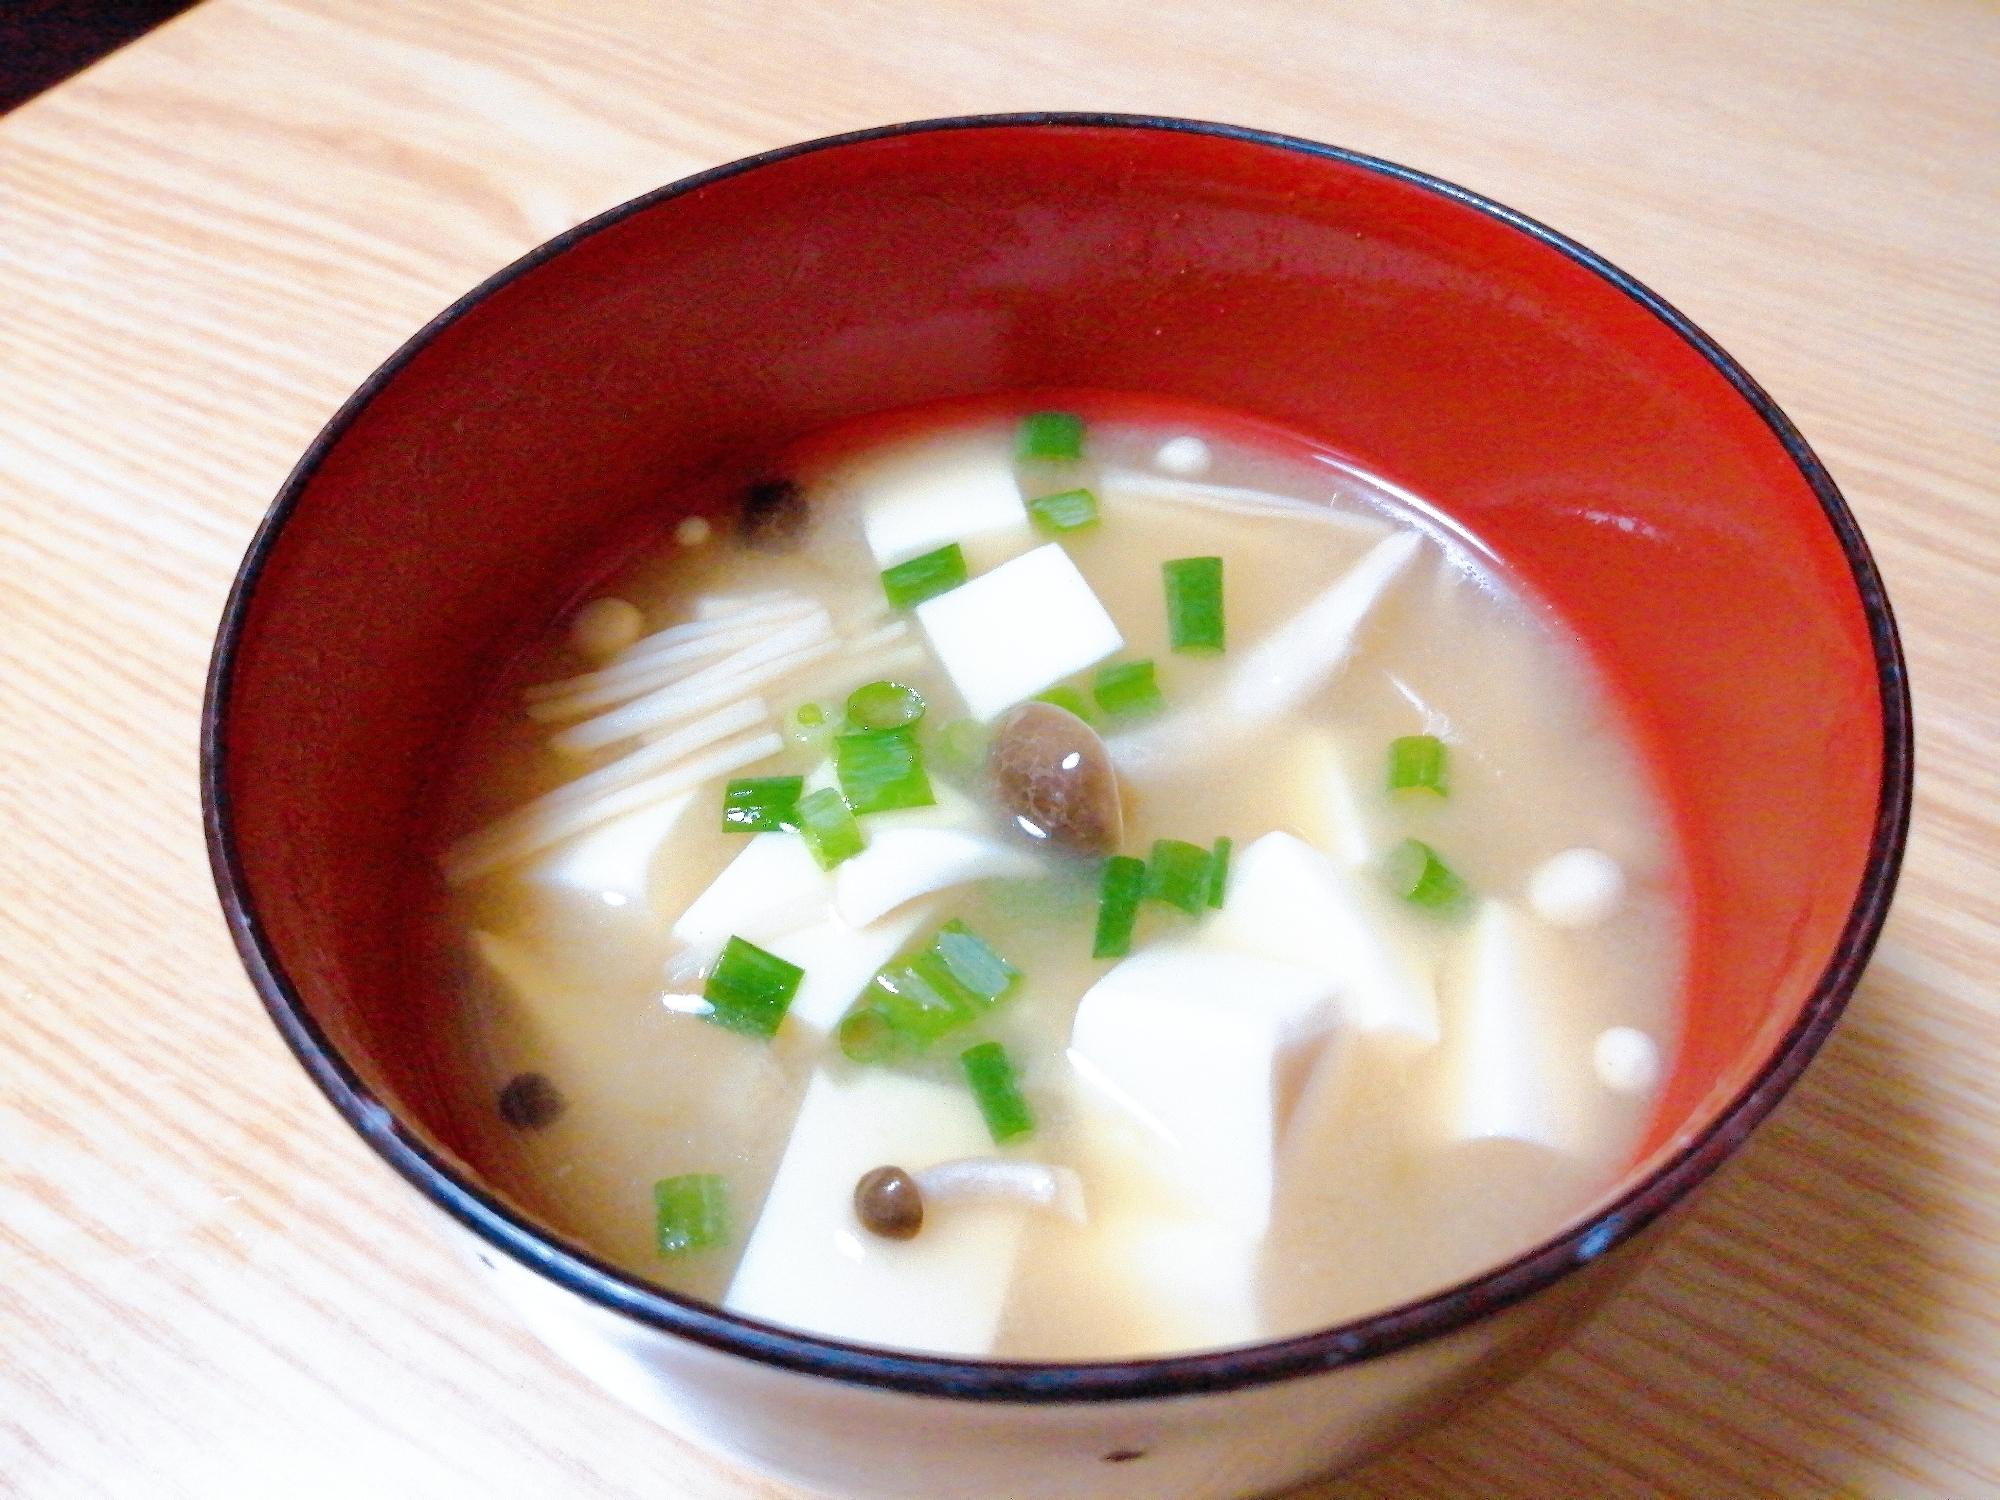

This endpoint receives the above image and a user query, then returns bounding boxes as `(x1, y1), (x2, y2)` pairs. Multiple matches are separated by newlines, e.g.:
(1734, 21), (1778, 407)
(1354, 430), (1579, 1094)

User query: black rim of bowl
(202, 112), (1914, 1404)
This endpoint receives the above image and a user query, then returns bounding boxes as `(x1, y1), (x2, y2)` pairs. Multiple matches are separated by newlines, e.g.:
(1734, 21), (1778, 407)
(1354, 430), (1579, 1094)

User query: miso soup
(427, 394), (1682, 1361)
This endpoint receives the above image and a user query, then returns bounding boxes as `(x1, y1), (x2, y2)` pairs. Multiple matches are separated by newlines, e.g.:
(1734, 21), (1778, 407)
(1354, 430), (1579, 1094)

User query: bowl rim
(202, 111), (1914, 1404)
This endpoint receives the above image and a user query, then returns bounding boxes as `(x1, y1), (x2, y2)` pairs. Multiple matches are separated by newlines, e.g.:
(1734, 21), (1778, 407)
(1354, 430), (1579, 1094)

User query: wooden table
(2, 2), (1994, 1495)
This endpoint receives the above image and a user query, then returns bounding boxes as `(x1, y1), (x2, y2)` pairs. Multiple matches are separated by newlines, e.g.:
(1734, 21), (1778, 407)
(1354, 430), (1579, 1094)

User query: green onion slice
(934, 718), (990, 776)
(1093, 855), (1147, 959)
(1163, 556), (1225, 654)
(1034, 685), (1099, 725)
(961, 1041), (1035, 1144)
(654, 1173), (730, 1255)
(796, 786), (865, 869)
(1206, 836), (1233, 909)
(1093, 659), (1165, 721)
(720, 775), (803, 834)
(835, 725), (936, 814)
(1017, 410), (1084, 463)
(1384, 838), (1471, 912)
(857, 963), (982, 1050)
(702, 935), (803, 1039)
(933, 919), (1020, 1003)
(837, 1006), (900, 1064)
(1145, 838), (1213, 916)
(795, 701), (826, 727)
(881, 543), (968, 610)
(1027, 488), (1100, 536)
(1389, 734), (1449, 797)
(847, 680), (927, 730)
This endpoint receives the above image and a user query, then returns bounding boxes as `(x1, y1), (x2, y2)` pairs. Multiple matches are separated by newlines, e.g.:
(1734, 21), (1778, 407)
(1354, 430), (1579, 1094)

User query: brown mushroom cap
(987, 701), (1124, 858)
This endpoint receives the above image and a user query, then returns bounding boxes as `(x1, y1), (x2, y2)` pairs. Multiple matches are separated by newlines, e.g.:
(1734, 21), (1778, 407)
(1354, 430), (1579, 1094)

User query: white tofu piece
(724, 1069), (1026, 1356)
(1434, 900), (1584, 1153)
(522, 791), (695, 911)
(1201, 832), (1439, 1048)
(670, 833), (831, 951)
(916, 544), (1124, 721)
(766, 903), (936, 1033)
(834, 829), (1043, 929)
(1282, 729), (1377, 868)
(854, 431), (1033, 570)
(1068, 943), (1338, 1236)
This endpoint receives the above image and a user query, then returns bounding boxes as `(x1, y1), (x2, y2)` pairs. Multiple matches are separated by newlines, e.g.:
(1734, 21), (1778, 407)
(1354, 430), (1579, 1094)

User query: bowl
(202, 114), (1911, 1500)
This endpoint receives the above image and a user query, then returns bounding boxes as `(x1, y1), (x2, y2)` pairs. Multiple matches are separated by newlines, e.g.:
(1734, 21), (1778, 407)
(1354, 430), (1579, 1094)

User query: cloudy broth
(427, 393), (1682, 1360)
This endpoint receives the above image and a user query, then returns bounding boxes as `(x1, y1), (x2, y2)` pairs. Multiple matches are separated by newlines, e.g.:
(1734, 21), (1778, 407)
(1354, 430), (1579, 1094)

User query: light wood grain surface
(1, 2), (1994, 1496)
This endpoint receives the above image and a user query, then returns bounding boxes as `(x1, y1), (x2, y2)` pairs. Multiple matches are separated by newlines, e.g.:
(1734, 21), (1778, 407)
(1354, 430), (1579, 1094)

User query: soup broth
(428, 394), (1682, 1361)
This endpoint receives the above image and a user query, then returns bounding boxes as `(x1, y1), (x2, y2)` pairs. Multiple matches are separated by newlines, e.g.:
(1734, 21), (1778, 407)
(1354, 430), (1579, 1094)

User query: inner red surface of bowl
(212, 121), (1891, 1321)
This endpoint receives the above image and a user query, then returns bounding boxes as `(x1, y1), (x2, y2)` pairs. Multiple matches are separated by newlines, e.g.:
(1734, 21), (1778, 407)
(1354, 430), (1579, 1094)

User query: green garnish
(933, 919), (1020, 1003)
(1027, 488), (1100, 536)
(1385, 838), (1470, 912)
(1092, 855), (1147, 959)
(1017, 410), (1084, 463)
(720, 775), (803, 834)
(1206, 836), (1233, 908)
(880, 543), (968, 610)
(934, 718), (990, 775)
(847, 680), (927, 730)
(961, 1041), (1035, 1144)
(835, 922), (1020, 1061)
(702, 935), (803, 1039)
(1093, 659), (1164, 721)
(835, 725), (935, 814)
(1389, 734), (1448, 797)
(654, 1173), (730, 1255)
(796, 786), (864, 869)
(1163, 556), (1225, 654)
(795, 702), (825, 727)
(1034, 684), (1099, 725)
(1145, 839), (1213, 916)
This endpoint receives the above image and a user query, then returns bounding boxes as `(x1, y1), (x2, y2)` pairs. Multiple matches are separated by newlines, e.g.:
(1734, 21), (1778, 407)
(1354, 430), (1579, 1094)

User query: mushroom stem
(912, 1158), (1087, 1225)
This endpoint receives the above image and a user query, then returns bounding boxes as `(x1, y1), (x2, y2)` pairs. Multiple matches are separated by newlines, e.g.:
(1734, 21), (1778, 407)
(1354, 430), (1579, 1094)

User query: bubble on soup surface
(497, 1071), (566, 1130)
(1154, 435), (1211, 476)
(1527, 847), (1626, 928)
(569, 597), (643, 659)
(987, 700), (1123, 858)
(1594, 1027), (1660, 1095)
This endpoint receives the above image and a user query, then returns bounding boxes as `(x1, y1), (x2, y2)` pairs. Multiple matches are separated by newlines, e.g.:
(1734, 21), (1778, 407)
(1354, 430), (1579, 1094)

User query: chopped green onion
(1093, 855), (1147, 959)
(1093, 659), (1164, 721)
(1027, 488), (1100, 536)
(795, 702), (825, 727)
(1034, 684), (1099, 725)
(934, 718), (990, 775)
(720, 775), (802, 834)
(856, 962), (982, 1050)
(835, 725), (935, 814)
(1206, 836), (1233, 908)
(837, 1006), (899, 1064)
(961, 1042), (1035, 1143)
(1145, 839), (1213, 916)
(1017, 410), (1084, 463)
(1385, 838), (1471, 912)
(881, 543), (968, 610)
(1163, 556), (1225, 654)
(654, 1173), (730, 1255)
(1389, 735), (1449, 797)
(796, 786), (864, 869)
(847, 680), (927, 730)
(933, 919), (1020, 1002)
(702, 935), (803, 1039)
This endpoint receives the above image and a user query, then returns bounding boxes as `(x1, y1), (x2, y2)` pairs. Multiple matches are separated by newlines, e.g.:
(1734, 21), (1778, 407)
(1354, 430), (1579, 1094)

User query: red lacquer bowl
(203, 116), (1910, 1500)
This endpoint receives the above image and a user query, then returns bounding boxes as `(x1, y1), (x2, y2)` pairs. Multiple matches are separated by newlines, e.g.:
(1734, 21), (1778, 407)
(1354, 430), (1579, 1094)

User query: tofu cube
(851, 429), (1033, 571)
(523, 790), (695, 911)
(670, 832), (832, 952)
(834, 829), (1042, 929)
(916, 544), (1124, 721)
(724, 1069), (1026, 1356)
(1068, 943), (1339, 1236)
(1201, 832), (1439, 1048)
